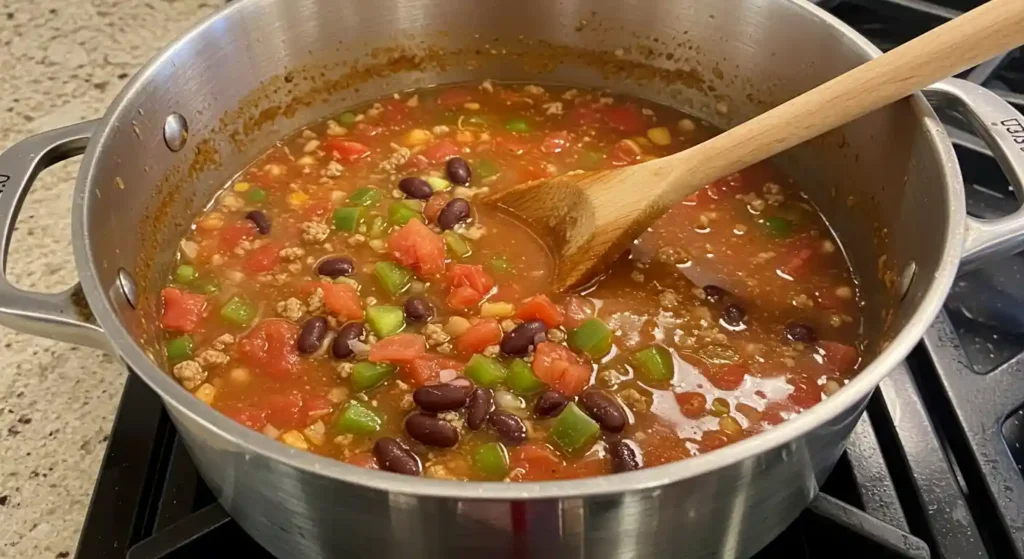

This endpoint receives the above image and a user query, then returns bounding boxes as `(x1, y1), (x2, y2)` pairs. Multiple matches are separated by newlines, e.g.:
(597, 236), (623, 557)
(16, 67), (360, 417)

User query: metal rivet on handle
(899, 261), (917, 302)
(117, 268), (138, 309)
(163, 113), (188, 152)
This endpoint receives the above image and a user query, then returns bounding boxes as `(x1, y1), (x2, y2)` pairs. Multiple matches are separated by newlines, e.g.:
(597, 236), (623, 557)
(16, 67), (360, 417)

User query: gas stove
(72, 1), (1024, 557)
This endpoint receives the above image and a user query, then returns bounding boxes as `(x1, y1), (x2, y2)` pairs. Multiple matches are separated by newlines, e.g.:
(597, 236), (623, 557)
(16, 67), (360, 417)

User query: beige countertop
(0, 2), (218, 556)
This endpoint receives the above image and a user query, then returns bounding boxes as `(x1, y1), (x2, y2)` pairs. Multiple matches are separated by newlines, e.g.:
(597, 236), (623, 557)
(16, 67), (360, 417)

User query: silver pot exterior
(3, 0), (1024, 557)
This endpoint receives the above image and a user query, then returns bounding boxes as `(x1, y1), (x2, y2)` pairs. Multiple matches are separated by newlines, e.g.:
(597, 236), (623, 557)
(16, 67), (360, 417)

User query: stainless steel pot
(3, 0), (1024, 556)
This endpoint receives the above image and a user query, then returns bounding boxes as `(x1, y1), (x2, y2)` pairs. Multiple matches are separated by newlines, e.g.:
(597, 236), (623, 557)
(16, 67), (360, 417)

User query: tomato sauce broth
(158, 81), (862, 481)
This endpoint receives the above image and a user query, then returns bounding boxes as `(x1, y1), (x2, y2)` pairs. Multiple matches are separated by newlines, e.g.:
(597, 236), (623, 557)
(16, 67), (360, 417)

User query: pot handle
(923, 78), (1024, 269)
(0, 120), (111, 352)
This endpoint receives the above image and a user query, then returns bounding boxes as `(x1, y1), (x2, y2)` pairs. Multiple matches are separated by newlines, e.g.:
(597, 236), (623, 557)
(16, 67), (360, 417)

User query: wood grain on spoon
(485, 0), (1024, 291)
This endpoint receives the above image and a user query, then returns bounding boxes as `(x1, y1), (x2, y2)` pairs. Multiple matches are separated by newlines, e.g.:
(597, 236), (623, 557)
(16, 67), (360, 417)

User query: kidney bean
(413, 383), (470, 412)
(500, 319), (548, 356)
(579, 390), (627, 433)
(466, 387), (493, 430)
(446, 157), (472, 185)
(332, 321), (365, 359)
(373, 437), (421, 476)
(722, 304), (746, 326)
(317, 257), (355, 278)
(405, 412), (460, 448)
(785, 322), (817, 343)
(609, 440), (641, 473)
(534, 390), (569, 418)
(403, 297), (434, 322)
(437, 198), (471, 230)
(245, 210), (271, 234)
(297, 316), (329, 354)
(703, 284), (727, 303)
(398, 177), (433, 200)
(488, 410), (527, 444)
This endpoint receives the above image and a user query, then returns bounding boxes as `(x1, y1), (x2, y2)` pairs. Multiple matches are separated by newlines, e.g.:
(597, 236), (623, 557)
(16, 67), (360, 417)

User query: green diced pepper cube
(443, 231), (472, 259)
(473, 442), (510, 479)
(350, 361), (397, 392)
(366, 305), (405, 337)
(191, 277), (220, 295)
(763, 216), (792, 238)
(220, 296), (256, 326)
(632, 345), (674, 383)
(335, 401), (382, 435)
(474, 158), (500, 180)
(507, 358), (546, 396)
(166, 335), (194, 363)
(549, 403), (600, 453)
(368, 215), (388, 239)
(487, 256), (512, 275)
(375, 262), (413, 296)
(465, 354), (507, 388)
(388, 202), (423, 226)
(568, 319), (613, 359)
(504, 118), (531, 133)
(247, 188), (267, 203)
(333, 207), (365, 232)
(338, 112), (358, 126)
(347, 187), (383, 208)
(425, 176), (451, 192)
(175, 264), (197, 284)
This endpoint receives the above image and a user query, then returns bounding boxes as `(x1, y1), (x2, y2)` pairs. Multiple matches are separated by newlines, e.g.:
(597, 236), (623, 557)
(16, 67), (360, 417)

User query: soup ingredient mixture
(159, 81), (861, 480)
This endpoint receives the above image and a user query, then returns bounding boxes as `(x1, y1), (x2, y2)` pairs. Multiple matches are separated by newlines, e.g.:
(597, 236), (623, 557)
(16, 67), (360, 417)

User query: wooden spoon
(485, 0), (1024, 291)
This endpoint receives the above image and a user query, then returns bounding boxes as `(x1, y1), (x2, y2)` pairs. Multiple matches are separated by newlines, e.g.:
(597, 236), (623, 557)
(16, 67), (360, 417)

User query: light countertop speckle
(0, 2), (218, 556)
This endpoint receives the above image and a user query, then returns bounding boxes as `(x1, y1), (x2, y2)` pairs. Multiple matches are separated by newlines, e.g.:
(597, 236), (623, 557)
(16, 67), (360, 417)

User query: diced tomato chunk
(540, 131), (570, 154)
(345, 452), (380, 470)
(675, 391), (708, 419)
(265, 390), (305, 430)
(421, 140), (460, 163)
(369, 333), (426, 363)
(403, 356), (464, 387)
(436, 88), (475, 108)
(447, 286), (485, 310)
(454, 319), (503, 354)
(448, 264), (495, 294)
(516, 295), (564, 328)
(532, 342), (591, 396)
(710, 364), (747, 391)
(819, 341), (859, 374)
(324, 138), (371, 161)
(424, 193), (450, 222)
(781, 248), (815, 275)
(221, 405), (268, 431)
(302, 201), (332, 219)
(321, 282), (364, 321)
(387, 219), (446, 277)
(602, 104), (647, 134)
(509, 443), (564, 481)
(400, 154), (430, 172)
(160, 287), (208, 333)
(244, 243), (280, 273)
(787, 376), (822, 410)
(303, 394), (335, 420)
(239, 320), (302, 379)
(378, 99), (411, 125)
(218, 220), (258, 252)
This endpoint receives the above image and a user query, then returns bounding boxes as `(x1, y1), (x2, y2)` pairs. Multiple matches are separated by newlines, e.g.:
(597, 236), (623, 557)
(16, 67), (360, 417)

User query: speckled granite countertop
(0, 2), (218, 556)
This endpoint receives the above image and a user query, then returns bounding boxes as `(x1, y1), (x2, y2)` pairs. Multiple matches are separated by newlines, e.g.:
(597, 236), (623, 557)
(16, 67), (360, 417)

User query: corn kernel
(464, 102), (481, 110)
(480, 302), (516, 318)
(194, 383), (217, 404)
(401, 128), (434, 147)
(646, 127), (672, 146)
(720, 415), (743, 436)
(233, 181), (251, 192)
(287, 191), (309, 207)
(444, 316), (472, 338)
(280, 430), (309, 450)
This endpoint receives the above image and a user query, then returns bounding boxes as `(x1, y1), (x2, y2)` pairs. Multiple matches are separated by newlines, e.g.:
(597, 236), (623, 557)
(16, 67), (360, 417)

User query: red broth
(159, 82), (861, 480)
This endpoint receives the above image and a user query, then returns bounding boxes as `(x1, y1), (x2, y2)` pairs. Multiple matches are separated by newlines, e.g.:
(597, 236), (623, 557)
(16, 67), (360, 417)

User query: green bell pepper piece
(246, 187), (267, 203)
(504, 118), (530, 133)
(507, 358), (546, 395)
(568, 319), (613, 359)
(474, 158), (500, 179)
(335, 401), (382, 435)
(549, 403), (600, 453)
(333, 207), (365, 232)
(763, 216), (792, 238)
(473, 442), (510, 479)
(632, 345), (674, 383)
(366, 305), (405, 337)
(374, 262), (413, 296)
(388, 202), (423, 226)
(174, 264), (197, 284)
(351, 361), (397, 392)
(465, 354), (507, 388)
(425, 176), (451, 192)
(191, 277), (220, 295)
(443, 231), (472, 258)
(220, 297), (255, 326)
(487, 256), (512, 275)
(166, 335), (194, 363)
(337, 112), (358, 126)
(368, 215), (388, 239)
(347, 187), (383, 208)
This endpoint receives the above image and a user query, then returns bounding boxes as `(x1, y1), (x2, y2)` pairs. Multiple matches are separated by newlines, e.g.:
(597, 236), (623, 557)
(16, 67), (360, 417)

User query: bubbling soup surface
(157, 81), (861, 480)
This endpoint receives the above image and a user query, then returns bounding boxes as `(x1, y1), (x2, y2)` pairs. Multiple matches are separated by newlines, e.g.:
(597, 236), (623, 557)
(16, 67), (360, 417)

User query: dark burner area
(74, 1), (1024, 557)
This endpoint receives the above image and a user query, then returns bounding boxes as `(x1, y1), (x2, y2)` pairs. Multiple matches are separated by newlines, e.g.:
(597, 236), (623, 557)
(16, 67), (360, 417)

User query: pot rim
(72, 0), (964, 500)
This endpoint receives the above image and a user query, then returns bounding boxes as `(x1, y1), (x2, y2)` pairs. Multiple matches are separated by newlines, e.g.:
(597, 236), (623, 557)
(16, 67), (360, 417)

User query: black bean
(332, 321), (365, 359)
(398, 177), (433, 200)
(466, 387), (493, 430)
(403, 297), (434, 322)
(297, 316), (328, 354)
(405, 412), (460, 448)
(437, 198), (471, 230)
(609, 440), (641, 473)
(373, 437), (421, 476)
(703, 284), (727, 303)
(446, 157), (472, 185)
(500, 319), (548, 357)
(534, 390), (569, 418)
(317, 257), (355, 278)
(488, 410), (527, 444)
(413, 383), (470, 412)
(579, 390), (627, 433)
(722, 304), (746, 326)
(245, 210), (271, 234)
(785, 322), (817, 343)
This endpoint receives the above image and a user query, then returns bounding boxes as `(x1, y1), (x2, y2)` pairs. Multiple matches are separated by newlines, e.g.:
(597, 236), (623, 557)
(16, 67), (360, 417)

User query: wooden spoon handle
(655, 0), (1024, 206)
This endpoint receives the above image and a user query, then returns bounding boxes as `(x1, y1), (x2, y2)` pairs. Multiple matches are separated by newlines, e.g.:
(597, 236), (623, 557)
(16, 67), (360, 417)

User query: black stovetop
(73, 1), (1024, 557)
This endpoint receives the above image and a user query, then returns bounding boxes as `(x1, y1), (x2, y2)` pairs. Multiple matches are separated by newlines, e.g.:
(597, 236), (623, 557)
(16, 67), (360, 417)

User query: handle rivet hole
(163, 113), (188, 152)
(899, 261), (917, 302)
(117, 268), (138, 309)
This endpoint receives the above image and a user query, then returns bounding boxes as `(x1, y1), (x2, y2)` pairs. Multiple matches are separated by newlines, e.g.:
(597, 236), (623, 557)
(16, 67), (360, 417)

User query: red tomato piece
(516, 295), (564, 328)
(266, 390), (305, 430)
(436, 88), (475, 108)
(160, 287), (208, 333)
(424, 193), (450, 223)
(532, 342), (591, 396)
(781, 248), (815, 276)
(540, 131), (570, 154)
(675, 391), (708, 419)
(454, 319), (503, 354)
(420, 140), (460, 163)
(387, 219), (446, 277)
(710, 364), (747, 391)
(699, 431), (731, 453)
(509, 443), (564, 481)
(345, 452), (380, 470)
(324, 138), (371, 161)
(238, 320), (302, 379)
(447, 286), (485, 311)
(602, 104), (647, 134)
(244, 243), (280, 273)
(302, 201), (332, 220)
(819, 341), (859, 374)
(303, 394), (335, 421)
(788, 376), (822, 410)
(448, 264), (495, 294)
(378, 99), (411, 125)
(369, 333), (427, 363)
(321, 282), (365, 321)
(221, 405), (268, 431)
(218, 220), (258, 252)
(400, 153), (430, 172)
(403, 356), (465, 387)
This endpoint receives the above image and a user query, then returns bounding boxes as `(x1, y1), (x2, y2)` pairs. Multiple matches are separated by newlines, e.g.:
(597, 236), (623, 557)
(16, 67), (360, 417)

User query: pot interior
(80, 0), (953, 399)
